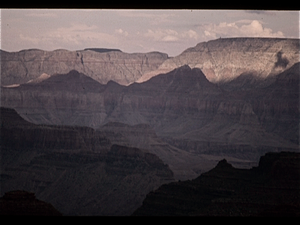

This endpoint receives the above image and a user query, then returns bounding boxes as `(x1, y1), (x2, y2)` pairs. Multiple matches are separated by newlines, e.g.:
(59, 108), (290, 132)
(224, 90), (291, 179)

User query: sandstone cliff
(132, 151), (300, 216)
(1, 48), (169, 86)
(137, 38), (299, 84)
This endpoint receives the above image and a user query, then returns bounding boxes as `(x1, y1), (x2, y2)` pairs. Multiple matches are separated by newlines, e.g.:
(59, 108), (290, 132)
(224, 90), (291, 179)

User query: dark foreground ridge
(0, 190), (62, 216)
(132, 151), (300, 216)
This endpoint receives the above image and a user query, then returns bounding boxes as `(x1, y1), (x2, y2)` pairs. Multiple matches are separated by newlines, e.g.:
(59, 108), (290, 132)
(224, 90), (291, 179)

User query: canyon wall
(0, 107), (174, 216)
(1, 48), (169, 86)
(138, 38), (299, 84)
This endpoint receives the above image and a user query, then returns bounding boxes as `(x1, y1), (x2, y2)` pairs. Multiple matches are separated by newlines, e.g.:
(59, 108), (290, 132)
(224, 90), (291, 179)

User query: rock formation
(1, 62), (299, 179)
(132, 151), (300, 216)
(1, 37), (299, 181)
(137, 38), (299, 84)
(1, 48), (169, 86)
(0, 190), (62, 216)
(0, 107), (174, 216)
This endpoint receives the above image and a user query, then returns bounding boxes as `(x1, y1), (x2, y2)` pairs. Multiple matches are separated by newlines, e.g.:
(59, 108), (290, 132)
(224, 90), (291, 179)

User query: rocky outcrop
(0, 107), (111, 153)
(1, 48), (169, 86)
(137, 38), (299, 84)
(0, 107), (175, 215)
(1, 39), (299, 178)
(0, 190), (62, 216)
(1, 66), (223, 130)
(100, 121), (234, 181)
(132, 151), (300, 216)
(1, 63), (299, 173)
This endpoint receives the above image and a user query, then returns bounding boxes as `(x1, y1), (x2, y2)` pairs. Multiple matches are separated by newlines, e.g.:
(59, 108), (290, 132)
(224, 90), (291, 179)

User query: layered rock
(100, 121), (235, 180)
(132, 151), (300, 216)
(137, 38), (299, 84)
(0, 107), (111, 153)
(1, 39), (299, 177)
(0, 107), (174, 216)
(1, 48), (169, 86)
(1, 64), (299, 172)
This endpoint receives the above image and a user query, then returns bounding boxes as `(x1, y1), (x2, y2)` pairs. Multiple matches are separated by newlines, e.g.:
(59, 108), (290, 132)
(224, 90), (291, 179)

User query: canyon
(1, 63), (299, 174)
(132, 151), (300, 216)
(137, 37), (299, 84)
(0, 107), (174, 215)
(1, 37), (299, 216)
(1, 48), (169, 86)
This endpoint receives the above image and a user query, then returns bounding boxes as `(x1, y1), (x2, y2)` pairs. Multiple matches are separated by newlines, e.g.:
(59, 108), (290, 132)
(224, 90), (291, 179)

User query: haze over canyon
(1, 37), (299, 215)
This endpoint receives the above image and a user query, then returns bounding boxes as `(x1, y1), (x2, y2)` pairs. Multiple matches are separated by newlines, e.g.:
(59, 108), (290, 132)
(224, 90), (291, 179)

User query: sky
(1, 9), (299, 56)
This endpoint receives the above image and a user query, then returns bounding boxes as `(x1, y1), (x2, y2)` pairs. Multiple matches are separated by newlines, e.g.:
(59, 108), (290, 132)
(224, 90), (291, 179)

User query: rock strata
(138, 38), (299, 84)
(132, 151), (300, 216)
(0, 107), (174, 216)
(1, 38), (299, 181)
(1, 63), (299, 177)
(1, 48), (169, 86)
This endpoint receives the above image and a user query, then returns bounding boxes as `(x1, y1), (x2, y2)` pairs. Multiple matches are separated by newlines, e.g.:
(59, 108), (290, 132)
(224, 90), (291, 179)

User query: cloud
(144, 29), (178, 42)
(183, 29), (199, 39)
(18, 23), (119, 50)
(201, 20), (285, 39)
(240, 20), (284, 37)
(19, 34), (41, 45)
(143, 28), (199, 42)
(115, 28), (129, 37)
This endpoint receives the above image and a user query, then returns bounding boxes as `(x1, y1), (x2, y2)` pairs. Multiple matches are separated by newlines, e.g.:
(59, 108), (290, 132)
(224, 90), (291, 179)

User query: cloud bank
(201, 20), (285, 40)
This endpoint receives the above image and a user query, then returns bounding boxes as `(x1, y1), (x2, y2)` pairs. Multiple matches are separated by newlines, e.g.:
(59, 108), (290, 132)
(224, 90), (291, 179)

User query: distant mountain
(20, 70), (106, 93)
(0, 107), (174, 216)
(1, 37), (299, 181)
(2, 64), (298, 181)
(137, 38), (299, 85)
(132, 151), (300, 216)
(2, 38), (298, 88)
(1, 48), (169, 86)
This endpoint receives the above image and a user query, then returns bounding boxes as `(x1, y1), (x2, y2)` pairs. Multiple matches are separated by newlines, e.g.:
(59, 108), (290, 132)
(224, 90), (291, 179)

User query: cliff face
(0, 107), (174, 216)
(0, 190), (62, 216)
(1, 63), (299, 176)
(132, 151), (300, 216)
(1, 107), (111, 152)
(2, 38), (298, 87)
(1, 38), (299, 181)
(137, 38), (299, 84)
(1, 49), (169, 86)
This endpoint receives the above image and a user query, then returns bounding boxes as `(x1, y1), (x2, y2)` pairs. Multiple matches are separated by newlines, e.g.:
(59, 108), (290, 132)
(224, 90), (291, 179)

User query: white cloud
(115, 28), (129, 37)
(183, 29), (199, 39)
(240, 20), (284, 37)
(201, 20), (285, 39)
(162, 35), (179, 42)
(143, 28), (199, 42)
(144, 29), (177, 42)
